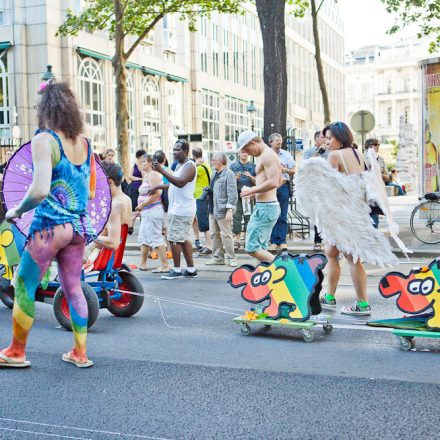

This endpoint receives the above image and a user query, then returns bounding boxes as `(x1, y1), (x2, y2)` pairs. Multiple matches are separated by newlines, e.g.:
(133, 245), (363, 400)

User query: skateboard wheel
(302, 329), (314, 342)
(398, 336), (414, 351)
(323, 324), (333, 334)
(240, 323), (251, 336)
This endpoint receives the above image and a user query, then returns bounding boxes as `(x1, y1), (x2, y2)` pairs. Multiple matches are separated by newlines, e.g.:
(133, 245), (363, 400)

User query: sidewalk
(124, 193), (440, 272)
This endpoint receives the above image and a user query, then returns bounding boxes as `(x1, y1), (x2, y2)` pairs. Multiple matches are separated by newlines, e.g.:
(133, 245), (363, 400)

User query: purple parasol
(1, 141), (112, 238)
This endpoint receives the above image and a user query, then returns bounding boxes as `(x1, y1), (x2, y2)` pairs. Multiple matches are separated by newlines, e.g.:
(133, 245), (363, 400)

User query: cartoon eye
(408, 280), (421, 294)
(261, 271), (271, 284)
(421, 278), (435, 295)
(251, 274), (262, 287)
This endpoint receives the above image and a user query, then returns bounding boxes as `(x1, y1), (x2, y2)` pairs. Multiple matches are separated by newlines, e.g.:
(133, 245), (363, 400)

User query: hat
(237, 130), (257, 150)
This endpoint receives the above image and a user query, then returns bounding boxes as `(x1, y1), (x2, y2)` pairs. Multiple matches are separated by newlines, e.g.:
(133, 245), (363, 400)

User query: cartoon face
(0, 229), (14, 265)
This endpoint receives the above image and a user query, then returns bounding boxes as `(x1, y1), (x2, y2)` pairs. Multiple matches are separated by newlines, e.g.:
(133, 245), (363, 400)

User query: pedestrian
(268, 133), (295, 251)
(363, 139), (389, 229)
(387, 169), (406, 196)
(103, 148), (116, 163)
(0, 81), (95, 368)
(296, 122), (399, 316)
(128, 149), (146, 212)
(0, 149), (14, 177)
(135, 155), (170, 273)
(152, 140), (198, 279)
(302, 130), (328, 251)
(192, 146), (213, 255)
(229, 149), (256, 250)
(236, 130), (282, 263)
(206, 152), (238, 267)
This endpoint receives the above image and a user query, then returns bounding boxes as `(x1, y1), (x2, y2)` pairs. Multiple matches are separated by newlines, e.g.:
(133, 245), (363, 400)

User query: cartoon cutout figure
(229, 253), (327, 321)
(379, 258), (440, 330)
(0, 221), (26, 280)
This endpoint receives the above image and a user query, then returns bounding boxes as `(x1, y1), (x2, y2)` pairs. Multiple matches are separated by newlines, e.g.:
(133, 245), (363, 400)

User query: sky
(339, 0), (416, 52)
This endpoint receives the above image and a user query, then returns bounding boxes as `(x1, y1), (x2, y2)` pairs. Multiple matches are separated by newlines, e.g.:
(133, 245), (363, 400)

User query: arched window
(142, 76), (161, 152)
(0, 51), (9, 130)
(78, 57), (105, 151)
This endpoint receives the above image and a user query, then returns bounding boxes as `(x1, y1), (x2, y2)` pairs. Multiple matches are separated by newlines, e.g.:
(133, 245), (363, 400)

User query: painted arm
(6, 133), (54, 222)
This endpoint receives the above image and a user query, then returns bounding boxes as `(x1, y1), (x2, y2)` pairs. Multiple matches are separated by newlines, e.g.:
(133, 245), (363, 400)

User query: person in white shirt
(152, 140), (197, 280)
(268, 133), (295, 251)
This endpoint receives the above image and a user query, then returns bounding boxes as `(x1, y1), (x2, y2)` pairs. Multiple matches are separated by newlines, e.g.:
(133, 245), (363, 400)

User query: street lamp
(41, 65), (55, 81)
(246, 100), (257, 132)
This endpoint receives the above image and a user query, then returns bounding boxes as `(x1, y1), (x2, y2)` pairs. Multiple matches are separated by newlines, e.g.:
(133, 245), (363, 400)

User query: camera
(199, 186), (211, 201)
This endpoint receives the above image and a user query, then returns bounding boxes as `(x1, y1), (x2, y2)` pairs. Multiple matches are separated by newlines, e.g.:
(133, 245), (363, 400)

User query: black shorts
(196, 197), (210, 232)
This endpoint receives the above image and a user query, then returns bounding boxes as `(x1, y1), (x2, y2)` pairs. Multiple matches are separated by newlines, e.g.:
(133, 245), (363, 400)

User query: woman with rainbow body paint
(0, 80), (96, 368)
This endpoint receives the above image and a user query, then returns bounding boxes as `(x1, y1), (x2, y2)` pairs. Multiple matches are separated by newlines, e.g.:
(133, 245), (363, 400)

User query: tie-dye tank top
(28, 129), (95, 242)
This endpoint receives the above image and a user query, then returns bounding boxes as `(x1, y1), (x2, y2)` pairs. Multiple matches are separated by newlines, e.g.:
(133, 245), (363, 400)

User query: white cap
(237, 130), (257, 150)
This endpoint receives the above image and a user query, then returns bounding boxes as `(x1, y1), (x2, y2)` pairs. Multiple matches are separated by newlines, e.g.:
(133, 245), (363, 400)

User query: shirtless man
(84, 162), (132, 269)
(237, 130), (282, 263)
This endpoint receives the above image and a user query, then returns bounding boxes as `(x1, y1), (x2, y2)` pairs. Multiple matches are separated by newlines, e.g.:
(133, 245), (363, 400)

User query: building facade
(345, 36), (438, 147)
(0, 0), (345, 161)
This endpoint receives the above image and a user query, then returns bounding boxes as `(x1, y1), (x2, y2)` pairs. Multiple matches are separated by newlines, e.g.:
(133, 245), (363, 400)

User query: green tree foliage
(381, 0), (440, 52)
(58, 0), (244, 174)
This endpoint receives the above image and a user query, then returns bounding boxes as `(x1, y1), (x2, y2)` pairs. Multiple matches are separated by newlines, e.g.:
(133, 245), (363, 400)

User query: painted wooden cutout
(379, 258), (440, 330)
(229, 253), (327, 321)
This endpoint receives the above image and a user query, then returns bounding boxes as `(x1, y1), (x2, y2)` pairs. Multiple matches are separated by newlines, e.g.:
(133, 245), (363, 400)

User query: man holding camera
(204, 152), (238, 267)
(230, 149), (256, 250)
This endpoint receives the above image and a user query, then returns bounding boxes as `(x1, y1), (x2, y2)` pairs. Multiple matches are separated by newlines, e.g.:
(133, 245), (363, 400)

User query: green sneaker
(340, 304), (371, 316)
(320, 296), (336, 311)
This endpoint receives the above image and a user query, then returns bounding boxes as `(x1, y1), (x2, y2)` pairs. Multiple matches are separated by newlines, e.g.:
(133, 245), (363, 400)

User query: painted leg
(326, 245), (341, 297)
(57, 234), (89, 364)
(345, 254), (368, 303)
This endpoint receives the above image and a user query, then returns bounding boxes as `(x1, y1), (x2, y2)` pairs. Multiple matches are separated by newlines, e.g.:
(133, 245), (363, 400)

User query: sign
(295, 139), (303, 151)
(351, 110), (375, 134)
(421, 58), (440, 193)
(178, 133), (203, 142)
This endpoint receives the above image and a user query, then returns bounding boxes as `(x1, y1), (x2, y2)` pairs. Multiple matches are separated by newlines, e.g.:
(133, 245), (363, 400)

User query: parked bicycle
(410, 192), (440, 244)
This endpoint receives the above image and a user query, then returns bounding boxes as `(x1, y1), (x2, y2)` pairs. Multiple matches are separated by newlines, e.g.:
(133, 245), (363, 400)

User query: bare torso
(114, 192), (133, 227)
(255, 147), (282, 202)
(330, 148), (366, 176)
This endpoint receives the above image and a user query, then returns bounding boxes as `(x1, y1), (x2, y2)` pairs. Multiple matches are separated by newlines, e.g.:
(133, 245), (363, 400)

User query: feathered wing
(363, 148), (412, 257)
(296, 157), (398, 266)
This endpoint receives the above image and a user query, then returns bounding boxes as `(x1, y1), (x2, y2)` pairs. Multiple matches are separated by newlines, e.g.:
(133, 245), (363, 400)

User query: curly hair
(37, 82), (83, 141)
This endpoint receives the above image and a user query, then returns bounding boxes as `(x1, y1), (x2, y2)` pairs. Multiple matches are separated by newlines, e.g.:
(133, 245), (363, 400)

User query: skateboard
(393, 328), (440, 351)
(233, 313), (333, 342)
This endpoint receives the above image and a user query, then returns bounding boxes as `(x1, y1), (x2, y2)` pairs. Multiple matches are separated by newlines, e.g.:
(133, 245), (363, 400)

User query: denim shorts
(245, 202), (280, 252)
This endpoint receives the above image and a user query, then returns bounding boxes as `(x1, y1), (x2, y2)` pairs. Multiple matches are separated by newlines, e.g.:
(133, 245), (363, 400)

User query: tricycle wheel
(107, 270), (144, 317)
(398, 336), (414, 351)
(240, 323), (251, 335)
(53, 282), (99, 331)
(302, 329), (315, 342)
(323, 324), (333, 335)
(0, 277), (14, 308)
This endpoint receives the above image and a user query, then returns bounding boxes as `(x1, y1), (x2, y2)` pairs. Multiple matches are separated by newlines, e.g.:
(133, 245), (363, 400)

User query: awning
(0, 41), (12, 50)
(77, 47), (188, 82)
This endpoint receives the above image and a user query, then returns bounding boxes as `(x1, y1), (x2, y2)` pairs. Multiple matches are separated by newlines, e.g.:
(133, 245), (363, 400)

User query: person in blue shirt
(268, 133), (295, 251)
(229, 150), (256, 249)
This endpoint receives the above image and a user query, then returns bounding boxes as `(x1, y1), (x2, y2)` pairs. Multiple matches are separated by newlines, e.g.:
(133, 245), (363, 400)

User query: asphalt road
(1, 263), (439, 439)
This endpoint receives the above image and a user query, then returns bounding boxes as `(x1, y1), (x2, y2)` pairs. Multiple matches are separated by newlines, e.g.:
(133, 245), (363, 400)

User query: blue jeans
(270, 183), (290, 245)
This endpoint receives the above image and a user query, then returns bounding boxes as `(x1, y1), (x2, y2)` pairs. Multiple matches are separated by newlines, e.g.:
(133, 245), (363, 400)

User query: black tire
(410, 200), (440, 244)
(0, 277), (14, 308)
(53, 282), (99, 331)
(107, 270), (144, 317)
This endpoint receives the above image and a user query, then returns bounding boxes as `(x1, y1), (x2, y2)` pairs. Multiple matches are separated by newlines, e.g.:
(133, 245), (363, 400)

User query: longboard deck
(233, 316), (315, 329)
(368, 316), (430, 331)
(393, 328), (440, 339)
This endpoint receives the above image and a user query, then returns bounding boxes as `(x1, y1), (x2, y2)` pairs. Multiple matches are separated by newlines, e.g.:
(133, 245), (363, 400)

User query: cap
(237, 130), (257, 150)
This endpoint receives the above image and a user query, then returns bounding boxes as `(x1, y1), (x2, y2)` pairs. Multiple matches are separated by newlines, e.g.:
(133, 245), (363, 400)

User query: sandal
(0, 352), (30, 368)
(62, 352), (93, 368)
(152, 268), (169, 273)
(313, 243), (322, 251)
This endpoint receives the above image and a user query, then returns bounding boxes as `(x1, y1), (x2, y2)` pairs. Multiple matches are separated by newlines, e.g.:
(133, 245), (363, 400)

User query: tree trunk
(113, 0), (130, 177)
(256, 0), (287, 141)
(311, 0), (331, 125)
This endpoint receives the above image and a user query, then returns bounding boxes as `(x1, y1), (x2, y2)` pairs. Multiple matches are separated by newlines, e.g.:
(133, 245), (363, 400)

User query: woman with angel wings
(296, 122), (410, 316)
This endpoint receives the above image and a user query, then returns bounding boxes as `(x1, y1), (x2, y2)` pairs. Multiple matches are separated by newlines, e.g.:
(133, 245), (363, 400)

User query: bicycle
(410, 192), (440, 244)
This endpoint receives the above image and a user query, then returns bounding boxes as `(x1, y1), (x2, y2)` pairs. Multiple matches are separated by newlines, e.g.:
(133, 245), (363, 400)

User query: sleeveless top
(137, 173), (162, 211)
(168, 160), (197, 217)
(28, 129), (95, 242)
(129, 163), (143, 192)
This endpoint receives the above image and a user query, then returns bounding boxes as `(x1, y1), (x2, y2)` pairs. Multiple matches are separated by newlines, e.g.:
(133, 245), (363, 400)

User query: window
(166, 81), (183, 145)
(223, 31), (229, 81)
(78, 57), (105, 151)
(200, 17), (208, 73)
(0, 11), (4, 25)
(233, 35), (239, 83)
(404, 106), (409, 124)
(242, 40), (248, 87)
(201, 90), (220, 151)
(142, 76), (161, 152)
(163, 15), (177, 52)
(0, 49), (9, 144)
(387, 107), (392, 126)
(224, 96), (249, 143)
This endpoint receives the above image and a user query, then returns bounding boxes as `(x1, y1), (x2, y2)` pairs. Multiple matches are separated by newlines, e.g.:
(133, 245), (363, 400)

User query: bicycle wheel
(410, 200), (440, 244)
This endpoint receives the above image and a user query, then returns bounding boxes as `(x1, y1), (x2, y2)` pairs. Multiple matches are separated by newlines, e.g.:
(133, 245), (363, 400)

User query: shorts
(196, 197), (210, 232)
(167, 214), (194, 243)
(245, 202), (280, 252)
(138, 205), (164, 248)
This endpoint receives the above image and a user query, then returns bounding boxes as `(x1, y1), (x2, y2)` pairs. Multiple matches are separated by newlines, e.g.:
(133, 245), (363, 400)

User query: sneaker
(194, 239), (201, 250)
(206, 259), (225, 265)
(340, 304), (371, 316)
(161, 270), (183, 280)
(320, 296), (336, 311)
(182, 270), (198, 278)
(268, 244), (278, 252)
(198, 247), (212, 255)
(227, 259), (238, 267)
